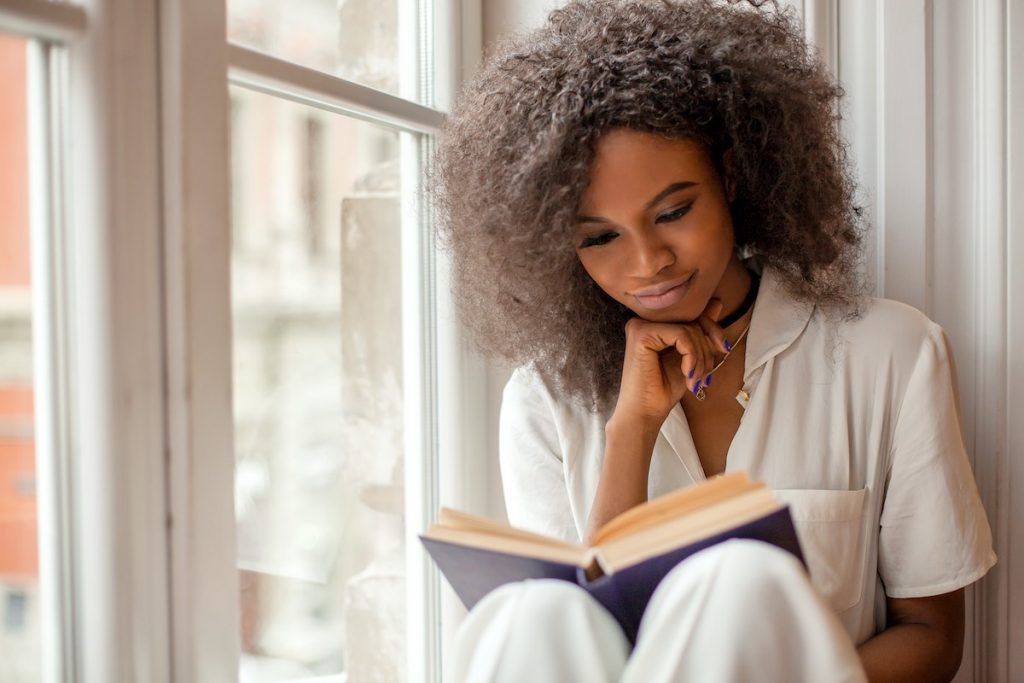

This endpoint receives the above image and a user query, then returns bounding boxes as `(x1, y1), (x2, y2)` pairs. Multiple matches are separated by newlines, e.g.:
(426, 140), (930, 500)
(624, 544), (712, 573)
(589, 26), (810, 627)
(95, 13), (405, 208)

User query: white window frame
(4, 1), (171, 681)
(1, 0), (486, 680)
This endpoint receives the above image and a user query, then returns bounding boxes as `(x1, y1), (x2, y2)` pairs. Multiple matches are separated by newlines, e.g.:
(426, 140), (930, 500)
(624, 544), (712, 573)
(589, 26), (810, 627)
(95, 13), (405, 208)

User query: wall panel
(837, 0), (1016, 680)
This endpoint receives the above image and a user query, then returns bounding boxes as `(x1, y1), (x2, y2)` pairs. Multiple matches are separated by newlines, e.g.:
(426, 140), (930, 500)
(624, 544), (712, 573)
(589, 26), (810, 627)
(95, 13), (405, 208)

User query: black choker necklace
(717, 272), (760, 328)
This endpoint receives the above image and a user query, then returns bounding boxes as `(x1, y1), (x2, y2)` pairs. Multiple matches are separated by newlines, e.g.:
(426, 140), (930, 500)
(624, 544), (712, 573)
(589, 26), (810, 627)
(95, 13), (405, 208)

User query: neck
(717, 272), (759, 329)
(713, 258), (756, 332)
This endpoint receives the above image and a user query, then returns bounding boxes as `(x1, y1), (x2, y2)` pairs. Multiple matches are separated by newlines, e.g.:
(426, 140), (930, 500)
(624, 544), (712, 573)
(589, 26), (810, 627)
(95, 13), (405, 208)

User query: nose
(631, 228), (675, 277)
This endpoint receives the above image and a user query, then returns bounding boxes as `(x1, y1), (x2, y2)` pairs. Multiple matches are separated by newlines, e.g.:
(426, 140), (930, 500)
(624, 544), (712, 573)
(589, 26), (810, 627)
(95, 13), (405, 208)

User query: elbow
(938, 632), (964, 681)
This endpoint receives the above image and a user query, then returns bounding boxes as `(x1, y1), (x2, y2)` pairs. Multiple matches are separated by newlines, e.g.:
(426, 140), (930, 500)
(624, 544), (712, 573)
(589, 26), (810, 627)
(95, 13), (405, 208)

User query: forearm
(583, 415), (661, 544)
(857, 622), (962, 683)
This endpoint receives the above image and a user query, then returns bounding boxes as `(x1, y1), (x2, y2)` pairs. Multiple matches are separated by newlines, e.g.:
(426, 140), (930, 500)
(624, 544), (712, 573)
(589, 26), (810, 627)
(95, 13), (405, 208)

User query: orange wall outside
(0, 34), (31, 288)
(0, 388), (37, 578)
(0, 33), (38, 579)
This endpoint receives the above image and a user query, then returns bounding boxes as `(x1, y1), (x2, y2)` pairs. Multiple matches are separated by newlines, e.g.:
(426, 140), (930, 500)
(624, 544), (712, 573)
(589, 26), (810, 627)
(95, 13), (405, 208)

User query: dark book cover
(420, 505), (803, 644)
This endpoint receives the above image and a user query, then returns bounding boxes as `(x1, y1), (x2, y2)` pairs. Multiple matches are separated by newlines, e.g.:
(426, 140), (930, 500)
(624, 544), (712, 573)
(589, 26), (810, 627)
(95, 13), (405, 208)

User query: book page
(423, 526), (588, 567)
(591, 471), (761, 545)
(596, 488), (782, 571)
(434, 507), (583, 551)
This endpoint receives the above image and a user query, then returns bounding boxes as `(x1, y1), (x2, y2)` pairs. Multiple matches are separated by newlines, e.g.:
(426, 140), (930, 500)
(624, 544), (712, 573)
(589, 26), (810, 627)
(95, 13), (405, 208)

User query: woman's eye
(579, 232), (617, 248)
(656, 204), (693, 224)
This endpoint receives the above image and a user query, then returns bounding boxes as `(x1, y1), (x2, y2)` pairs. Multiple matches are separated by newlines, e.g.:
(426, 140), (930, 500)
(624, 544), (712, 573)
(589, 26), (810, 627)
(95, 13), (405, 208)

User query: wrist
(605, 412), (662, 458)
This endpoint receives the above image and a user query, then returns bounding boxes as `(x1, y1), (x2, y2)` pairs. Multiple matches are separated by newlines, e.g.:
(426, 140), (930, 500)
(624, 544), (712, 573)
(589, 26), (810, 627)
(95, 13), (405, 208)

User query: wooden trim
(803, 0), (839, 78)
(879, 0), (932, 313)
(1005, 0), (1024, 679)
(0, 0), (86, 42)
(228, 44), (446, 135)
(65, 0), (171, 679)
(971, 0), (1010, 680)
(27, 41), (78, 683)
(159, 1), (239, 681)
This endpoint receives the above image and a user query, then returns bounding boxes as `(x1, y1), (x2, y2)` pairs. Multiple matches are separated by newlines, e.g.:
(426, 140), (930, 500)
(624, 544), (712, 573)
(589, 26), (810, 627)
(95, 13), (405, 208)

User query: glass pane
(228, 0), (407, 98)
(231, 86), (408, 682)
(0, 34), (41, 683)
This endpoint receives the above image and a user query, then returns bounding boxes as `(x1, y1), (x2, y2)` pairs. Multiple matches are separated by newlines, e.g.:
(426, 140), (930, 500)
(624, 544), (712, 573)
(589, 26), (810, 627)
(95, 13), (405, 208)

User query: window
(227, 1), (458, 681)
(231, 88), (410, 680)
(0, 4), (81, 679)
(227, 0), (404, 98)
(0, 0), (472, 679)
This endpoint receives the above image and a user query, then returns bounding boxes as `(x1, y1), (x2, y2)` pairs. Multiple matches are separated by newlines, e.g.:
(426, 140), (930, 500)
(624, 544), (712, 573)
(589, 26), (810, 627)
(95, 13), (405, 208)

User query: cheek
(577, 253), (624, 297)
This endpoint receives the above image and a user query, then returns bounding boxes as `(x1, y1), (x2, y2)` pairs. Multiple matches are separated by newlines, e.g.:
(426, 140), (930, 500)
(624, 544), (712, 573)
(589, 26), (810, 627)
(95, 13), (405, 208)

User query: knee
(713, 538), (805, 581)
(456, 580), (630, 683)
(480, 578), (599, 623)
(662, 539), (806, 597)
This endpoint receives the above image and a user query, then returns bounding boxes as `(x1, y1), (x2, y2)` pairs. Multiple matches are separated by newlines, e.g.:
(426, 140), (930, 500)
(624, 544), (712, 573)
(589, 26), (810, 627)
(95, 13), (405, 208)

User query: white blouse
(498, 266), (996, 645)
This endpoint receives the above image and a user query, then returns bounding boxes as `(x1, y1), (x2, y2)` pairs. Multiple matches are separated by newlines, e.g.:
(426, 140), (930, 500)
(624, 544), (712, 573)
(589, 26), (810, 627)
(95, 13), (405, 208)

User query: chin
(635, 304), (703, 325)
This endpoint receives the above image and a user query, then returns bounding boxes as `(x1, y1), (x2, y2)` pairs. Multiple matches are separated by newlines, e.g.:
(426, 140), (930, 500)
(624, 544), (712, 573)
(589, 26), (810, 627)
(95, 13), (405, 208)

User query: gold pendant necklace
(694, 320), (751, 401)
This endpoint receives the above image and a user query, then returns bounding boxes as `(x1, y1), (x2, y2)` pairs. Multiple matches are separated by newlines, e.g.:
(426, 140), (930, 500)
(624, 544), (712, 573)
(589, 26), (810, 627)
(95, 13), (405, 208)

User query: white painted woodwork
(834, 0), (1016, 679)
(159, 1), (239, 681)
(966, 0), (1014, 680)
(0, 0), (85, 42)
(64, 0), (172, 680)
(801, 0), (838, 76)
(27, 41), (76, 683)
(1005, 3), (1024, 679)
(228, 45), (445, 134)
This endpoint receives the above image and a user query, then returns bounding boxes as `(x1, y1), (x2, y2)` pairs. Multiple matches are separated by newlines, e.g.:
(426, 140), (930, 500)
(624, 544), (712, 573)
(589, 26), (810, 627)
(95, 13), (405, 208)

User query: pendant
(695, 386), (707, 401)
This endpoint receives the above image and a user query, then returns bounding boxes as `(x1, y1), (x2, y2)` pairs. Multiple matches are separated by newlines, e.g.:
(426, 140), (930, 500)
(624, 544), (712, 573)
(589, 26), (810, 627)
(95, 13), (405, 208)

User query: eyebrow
(576, 181), (699, 223)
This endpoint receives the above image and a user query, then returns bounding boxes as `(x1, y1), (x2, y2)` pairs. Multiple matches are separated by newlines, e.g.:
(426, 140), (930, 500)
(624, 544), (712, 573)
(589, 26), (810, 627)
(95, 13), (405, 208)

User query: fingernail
(705, 373), (712, 386)
(688, 368), (695, 379)
(693, 380), (702, 394)
(724, 339), (732, 352)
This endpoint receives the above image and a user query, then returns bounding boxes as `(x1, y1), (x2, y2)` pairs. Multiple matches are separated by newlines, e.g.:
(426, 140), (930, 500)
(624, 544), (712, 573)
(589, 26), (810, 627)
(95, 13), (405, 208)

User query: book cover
(420, 505), (803, 643)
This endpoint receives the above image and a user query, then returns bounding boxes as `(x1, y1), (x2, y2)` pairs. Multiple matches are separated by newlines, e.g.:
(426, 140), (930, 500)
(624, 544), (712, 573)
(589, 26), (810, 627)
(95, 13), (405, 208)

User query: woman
(431, 1), (996, 680)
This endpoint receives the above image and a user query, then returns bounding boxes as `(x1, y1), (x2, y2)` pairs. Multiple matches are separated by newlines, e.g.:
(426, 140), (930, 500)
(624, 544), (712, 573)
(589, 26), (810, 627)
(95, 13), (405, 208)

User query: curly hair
(430, 0), (867, 410)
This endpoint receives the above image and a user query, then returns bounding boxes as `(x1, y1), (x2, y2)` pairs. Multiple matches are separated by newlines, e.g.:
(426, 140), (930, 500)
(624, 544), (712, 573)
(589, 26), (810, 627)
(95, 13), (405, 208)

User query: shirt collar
(743, 266), (815, 378)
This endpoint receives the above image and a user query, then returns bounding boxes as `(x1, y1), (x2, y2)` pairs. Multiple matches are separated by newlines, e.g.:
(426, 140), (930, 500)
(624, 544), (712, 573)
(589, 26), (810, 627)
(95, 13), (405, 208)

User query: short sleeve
(499, 367), (580, 544)
(878, 323), (997, 597)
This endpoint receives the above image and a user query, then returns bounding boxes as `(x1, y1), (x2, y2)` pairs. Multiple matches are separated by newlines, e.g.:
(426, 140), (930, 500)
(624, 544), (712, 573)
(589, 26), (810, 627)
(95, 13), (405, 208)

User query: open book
(419, 471), (803, 643)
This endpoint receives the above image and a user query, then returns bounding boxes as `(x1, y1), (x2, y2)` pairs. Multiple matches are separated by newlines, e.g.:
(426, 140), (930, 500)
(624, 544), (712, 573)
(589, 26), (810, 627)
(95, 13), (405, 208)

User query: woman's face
(574, 129), (748, 323)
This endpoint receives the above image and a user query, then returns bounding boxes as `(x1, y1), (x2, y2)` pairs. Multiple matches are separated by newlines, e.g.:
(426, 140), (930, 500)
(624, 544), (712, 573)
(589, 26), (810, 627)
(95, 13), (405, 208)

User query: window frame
(1, 0), (484, 680)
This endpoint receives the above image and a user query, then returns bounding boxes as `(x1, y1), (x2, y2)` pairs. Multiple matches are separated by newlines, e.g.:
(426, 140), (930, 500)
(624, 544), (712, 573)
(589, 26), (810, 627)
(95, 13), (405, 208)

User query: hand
(611, 298), (729, 427)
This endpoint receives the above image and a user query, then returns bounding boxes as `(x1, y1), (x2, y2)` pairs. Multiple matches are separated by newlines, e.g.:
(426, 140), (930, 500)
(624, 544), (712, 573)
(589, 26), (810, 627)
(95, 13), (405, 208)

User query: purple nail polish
(724, 339), (732, 352)
(705, 373), (712, 386)
(688, 368), (695, 379)
(693, 380), (702, 394)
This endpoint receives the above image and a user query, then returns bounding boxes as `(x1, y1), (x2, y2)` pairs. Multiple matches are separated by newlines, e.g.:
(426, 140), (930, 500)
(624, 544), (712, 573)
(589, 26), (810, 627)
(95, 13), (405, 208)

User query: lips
(631, 273), (695, 310)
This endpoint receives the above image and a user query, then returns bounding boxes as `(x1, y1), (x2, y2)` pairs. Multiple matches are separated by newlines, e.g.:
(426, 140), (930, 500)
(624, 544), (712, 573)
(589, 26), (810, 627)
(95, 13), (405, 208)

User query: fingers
(675, 336), (699, 388)
(624, 317), (725, 397)
(701, 297), (725, 322)
(698, 312), (730, 355)
(674, 328), (715, 395)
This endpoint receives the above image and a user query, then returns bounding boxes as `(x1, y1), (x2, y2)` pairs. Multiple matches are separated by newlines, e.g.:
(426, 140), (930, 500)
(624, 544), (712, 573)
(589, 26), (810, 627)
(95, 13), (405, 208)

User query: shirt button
(736, 388), (751, 409)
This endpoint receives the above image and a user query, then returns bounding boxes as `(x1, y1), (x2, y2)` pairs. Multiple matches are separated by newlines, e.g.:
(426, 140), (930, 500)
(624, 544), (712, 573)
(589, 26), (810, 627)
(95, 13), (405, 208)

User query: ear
(722, 148), (737, 203)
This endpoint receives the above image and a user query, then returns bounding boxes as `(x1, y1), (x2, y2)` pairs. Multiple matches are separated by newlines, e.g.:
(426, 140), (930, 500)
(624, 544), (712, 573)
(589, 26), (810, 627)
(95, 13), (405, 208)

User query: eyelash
(656, 204), (692, 224)
(578, 203), (693, 249)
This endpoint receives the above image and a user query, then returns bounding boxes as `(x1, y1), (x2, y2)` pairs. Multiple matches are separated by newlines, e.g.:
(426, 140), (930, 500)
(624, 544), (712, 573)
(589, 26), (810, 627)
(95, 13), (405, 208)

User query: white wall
(834, 1), (1020, 680)
(481, 0), (560, 55)
(477, 0), (1024, 680)
(468, 4), (562, 524)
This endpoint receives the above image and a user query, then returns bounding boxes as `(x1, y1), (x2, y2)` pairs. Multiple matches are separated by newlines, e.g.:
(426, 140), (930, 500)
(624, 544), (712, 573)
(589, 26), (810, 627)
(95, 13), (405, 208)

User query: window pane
(0, 34), (41, 683)
(231, 86), (408, 682)
(228, 0), (407, 99)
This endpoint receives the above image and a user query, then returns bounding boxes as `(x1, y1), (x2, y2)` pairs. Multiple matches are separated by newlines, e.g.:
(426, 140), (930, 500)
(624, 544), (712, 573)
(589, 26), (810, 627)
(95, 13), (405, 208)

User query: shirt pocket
(773, 487), (868, 614)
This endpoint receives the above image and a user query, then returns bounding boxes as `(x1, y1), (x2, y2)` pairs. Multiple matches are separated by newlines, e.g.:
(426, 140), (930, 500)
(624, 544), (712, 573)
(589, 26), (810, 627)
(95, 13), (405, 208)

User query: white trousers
(453, 539), (868, 683)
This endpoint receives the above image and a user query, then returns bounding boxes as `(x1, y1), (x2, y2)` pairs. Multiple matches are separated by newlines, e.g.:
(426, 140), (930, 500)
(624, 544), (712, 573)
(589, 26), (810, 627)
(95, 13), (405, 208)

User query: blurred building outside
(0, 32), (42, 683)
(229, 1), (407, 681)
